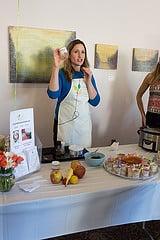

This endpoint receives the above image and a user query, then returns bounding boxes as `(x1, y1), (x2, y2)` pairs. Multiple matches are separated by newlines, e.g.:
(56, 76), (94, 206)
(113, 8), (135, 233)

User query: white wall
(1, 0), (160, 147)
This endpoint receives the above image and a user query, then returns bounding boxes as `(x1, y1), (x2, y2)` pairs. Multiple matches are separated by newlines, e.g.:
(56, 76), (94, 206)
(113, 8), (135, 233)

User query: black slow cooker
(137, 127), (160, 152)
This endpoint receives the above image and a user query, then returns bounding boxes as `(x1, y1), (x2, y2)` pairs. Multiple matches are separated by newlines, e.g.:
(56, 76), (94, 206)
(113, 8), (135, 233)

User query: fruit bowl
(84, 152), (106, 167)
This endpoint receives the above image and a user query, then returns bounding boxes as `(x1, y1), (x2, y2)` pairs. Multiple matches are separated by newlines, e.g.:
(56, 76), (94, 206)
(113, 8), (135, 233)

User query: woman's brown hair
(63, 39), (90, 81)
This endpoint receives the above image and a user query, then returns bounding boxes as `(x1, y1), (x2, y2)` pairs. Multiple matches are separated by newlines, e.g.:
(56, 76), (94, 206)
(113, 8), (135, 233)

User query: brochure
(10, 108), (40, 179)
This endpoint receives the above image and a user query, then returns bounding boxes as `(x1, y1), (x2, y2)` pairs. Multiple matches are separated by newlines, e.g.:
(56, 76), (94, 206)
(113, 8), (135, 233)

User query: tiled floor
(45, 221), (160, 240)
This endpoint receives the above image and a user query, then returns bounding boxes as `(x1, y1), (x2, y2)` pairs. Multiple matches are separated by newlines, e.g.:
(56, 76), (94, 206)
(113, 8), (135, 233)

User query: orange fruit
(69, 175), (79, 184)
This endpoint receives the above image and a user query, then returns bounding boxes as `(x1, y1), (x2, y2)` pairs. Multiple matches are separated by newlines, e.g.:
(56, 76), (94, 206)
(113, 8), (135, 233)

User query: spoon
(92, 148), (99, 153)
(94, 148), (99, 153)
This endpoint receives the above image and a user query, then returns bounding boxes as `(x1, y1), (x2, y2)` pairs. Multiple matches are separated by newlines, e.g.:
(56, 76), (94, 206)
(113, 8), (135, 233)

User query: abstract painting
(94, 44), (118, 70)
(8, 26), (76, 83)
(132, 48), (159, 72)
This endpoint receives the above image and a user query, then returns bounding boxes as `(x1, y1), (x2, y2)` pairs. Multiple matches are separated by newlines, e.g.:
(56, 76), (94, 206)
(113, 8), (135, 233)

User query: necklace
(73, 79), (81, 94)
(78, 81), (81, 91)
(76, 80), (81, 94)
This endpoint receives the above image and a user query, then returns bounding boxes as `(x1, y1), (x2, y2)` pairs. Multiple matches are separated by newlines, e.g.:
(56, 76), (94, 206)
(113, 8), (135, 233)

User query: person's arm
(49, 66), (59, 92)
(136, 74), (150, 127)
(82, 67), (100, 106)
(48, 48), (64, 91)
(47, 49), (67, 99)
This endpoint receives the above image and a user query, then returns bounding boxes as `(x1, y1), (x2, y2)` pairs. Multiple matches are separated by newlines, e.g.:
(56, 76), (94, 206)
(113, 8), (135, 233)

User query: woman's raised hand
(82, 67), (92, 83)
(53, 48), (68, 68)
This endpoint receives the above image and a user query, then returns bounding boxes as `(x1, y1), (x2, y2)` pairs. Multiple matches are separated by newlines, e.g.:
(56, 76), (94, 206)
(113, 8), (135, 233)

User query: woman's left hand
(82, 67), (97, 99)
(82, 67), (92, 84)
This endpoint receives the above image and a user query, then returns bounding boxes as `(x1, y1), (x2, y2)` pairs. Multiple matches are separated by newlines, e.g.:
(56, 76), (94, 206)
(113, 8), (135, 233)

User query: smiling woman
(47, 39), (100, 149)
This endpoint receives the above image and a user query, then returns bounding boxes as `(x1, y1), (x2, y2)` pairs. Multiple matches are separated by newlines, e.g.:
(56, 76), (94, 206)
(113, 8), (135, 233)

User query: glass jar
(51, 161), (60, 170)
(0, 172), (15, 192)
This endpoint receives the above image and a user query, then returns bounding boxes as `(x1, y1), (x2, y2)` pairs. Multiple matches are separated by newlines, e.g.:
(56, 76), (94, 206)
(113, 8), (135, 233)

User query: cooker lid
(139, 127), (160, 135)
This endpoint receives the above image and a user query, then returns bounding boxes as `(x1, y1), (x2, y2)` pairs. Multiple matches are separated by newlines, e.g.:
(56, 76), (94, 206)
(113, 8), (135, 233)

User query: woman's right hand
(53, 48), (68, 68)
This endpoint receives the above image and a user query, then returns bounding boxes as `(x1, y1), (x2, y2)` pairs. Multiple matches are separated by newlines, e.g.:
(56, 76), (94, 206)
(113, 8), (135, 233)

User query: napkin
(19, 182), (40, 192)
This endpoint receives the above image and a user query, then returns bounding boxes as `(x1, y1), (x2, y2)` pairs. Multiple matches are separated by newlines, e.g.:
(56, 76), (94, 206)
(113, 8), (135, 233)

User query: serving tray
(103, 160), (159, 181)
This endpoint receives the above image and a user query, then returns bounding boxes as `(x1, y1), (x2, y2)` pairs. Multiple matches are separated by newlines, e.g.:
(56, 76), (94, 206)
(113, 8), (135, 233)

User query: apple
(71, 160), (81, 170)
(73, 165), (86, 179)
(50, 170), (62, 184)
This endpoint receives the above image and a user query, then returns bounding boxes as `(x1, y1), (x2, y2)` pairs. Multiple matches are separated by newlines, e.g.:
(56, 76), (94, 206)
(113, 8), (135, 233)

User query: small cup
(150, 163), (158, 173)
(132, 168), (141, 179)
(142, 168), (150, 177)
(120, 163), (126, 176)
(59, 47), (68, 59)
(127, 166), (133, 178)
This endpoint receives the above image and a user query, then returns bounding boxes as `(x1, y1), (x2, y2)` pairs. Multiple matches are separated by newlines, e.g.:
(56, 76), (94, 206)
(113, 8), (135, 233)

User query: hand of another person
(82, 67), (92, 84)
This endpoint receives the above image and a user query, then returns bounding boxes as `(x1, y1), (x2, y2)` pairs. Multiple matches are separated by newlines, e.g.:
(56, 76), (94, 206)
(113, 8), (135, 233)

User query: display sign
(10, 108), (40, 179)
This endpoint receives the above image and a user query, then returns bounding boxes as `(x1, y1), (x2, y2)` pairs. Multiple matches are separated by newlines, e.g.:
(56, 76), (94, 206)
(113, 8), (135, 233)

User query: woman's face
(70, 43), (85, 68)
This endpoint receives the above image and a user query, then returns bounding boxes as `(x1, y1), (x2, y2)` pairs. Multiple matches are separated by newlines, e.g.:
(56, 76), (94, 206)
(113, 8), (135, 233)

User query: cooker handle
(137, 129), (140, 135)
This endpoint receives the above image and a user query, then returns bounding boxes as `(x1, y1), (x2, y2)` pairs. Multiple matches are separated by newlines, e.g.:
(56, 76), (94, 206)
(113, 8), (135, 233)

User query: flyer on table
(10, 108), (40, 179)
(10, 108), (35, 153)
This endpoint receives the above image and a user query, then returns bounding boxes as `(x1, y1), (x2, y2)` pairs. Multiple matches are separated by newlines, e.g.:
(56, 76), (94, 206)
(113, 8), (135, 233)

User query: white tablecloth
(1, 144), (160, 240)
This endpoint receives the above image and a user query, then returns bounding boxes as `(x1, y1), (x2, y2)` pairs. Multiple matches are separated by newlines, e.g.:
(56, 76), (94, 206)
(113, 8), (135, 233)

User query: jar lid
(52, 161), (60, 166)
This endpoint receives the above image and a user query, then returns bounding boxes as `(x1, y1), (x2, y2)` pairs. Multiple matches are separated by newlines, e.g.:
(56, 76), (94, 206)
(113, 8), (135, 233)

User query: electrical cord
(58, 80), (81, 125)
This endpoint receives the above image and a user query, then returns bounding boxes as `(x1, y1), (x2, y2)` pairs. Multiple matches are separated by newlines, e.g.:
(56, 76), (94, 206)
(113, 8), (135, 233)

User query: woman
(136, 62), (160, 128)
(47, 39), (100, 148)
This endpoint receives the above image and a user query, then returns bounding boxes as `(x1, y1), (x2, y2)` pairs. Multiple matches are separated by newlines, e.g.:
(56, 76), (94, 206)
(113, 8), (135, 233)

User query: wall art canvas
(8, 26), (76, 83)
(94, 44), (118, 70)
(132, 48), (159, 72)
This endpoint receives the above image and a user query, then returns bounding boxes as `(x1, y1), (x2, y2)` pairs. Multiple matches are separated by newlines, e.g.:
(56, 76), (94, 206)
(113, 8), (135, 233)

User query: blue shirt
(47, 68), (100, 120)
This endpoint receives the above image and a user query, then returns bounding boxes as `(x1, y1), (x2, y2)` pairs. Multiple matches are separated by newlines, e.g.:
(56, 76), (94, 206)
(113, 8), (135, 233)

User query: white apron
(57, 78), (92, 147)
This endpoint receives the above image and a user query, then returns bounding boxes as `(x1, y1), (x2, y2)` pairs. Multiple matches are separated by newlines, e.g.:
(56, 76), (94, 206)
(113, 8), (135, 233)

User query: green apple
(50, 170), (62, 184)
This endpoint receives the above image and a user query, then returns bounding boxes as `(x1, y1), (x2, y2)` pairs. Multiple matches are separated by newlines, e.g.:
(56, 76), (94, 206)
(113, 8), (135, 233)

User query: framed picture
(94, 44), (118, 70)
(8, 26), (76, 83)
(132, 48), (159, 72)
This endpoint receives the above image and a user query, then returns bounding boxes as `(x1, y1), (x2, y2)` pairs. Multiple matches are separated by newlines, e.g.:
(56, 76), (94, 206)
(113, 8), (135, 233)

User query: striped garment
(147, 84), (160, 114)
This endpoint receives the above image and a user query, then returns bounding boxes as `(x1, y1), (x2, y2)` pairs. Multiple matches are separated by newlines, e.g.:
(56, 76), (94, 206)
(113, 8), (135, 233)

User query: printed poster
(10, 108), (40, 179)
(10, 108), (35, 153)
